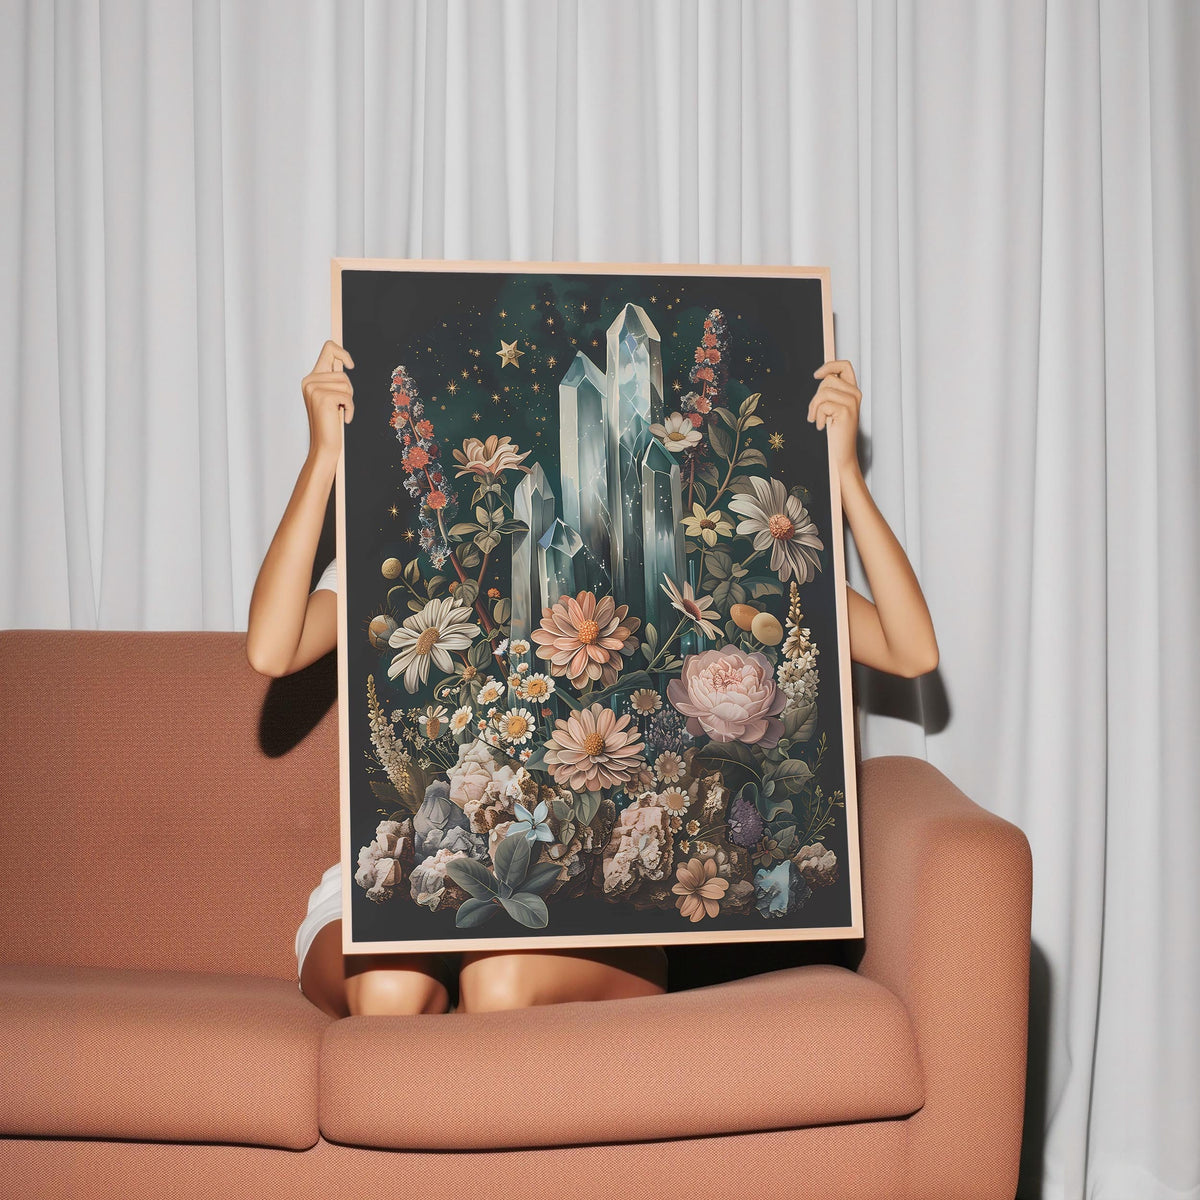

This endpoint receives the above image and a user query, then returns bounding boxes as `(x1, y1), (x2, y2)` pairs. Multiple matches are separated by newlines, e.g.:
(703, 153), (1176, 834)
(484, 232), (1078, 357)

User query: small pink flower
(666, 646), (786, 747)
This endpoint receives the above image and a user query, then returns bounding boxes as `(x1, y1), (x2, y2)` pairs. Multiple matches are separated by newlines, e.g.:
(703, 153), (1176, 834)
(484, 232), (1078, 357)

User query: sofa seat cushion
(320, 963), (923, 1151)
(0, 965), (331, 1149)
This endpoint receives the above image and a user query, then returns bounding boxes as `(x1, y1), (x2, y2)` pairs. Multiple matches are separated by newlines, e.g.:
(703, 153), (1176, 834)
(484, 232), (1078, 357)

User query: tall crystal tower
(558, 352), (613, 594)
(510, 463), (556, 642)
(605, 304), (664, 627)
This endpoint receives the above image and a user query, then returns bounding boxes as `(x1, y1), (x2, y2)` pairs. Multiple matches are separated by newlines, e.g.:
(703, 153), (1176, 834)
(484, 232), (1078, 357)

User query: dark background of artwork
(339, 266), (852, 946)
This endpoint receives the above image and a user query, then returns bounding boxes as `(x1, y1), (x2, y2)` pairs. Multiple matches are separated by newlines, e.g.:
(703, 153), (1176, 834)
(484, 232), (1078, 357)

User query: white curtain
(3, 2), (1197, 1196)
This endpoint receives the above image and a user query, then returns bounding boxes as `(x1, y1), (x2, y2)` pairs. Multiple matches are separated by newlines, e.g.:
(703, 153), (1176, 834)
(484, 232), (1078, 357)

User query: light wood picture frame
(333, 259), (861, 953)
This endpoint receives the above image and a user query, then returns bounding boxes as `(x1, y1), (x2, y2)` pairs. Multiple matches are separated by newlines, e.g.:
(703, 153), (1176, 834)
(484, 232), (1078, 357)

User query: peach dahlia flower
(531, 591), (640, 690)
(543, 703), (647, 793)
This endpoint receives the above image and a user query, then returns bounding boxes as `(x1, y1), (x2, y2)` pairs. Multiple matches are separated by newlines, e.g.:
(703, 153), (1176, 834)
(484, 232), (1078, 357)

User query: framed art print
(333, 260), (861, 952)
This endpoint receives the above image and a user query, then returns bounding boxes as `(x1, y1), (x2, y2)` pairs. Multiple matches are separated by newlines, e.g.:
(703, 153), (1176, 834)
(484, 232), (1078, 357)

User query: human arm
(245, 340), (355, 678)
(809, 360), (939, 678)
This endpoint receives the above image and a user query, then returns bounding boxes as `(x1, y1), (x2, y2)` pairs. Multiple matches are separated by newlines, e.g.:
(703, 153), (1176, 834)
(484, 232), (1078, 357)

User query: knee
(458, 957), (542, 1013)
(346, 965), (449, 1016)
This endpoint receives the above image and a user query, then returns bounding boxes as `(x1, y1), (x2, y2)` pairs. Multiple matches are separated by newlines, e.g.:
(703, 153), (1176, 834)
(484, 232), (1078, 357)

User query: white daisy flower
(649, 412), (702, 453)
(450, 706), (473, 734)
(497, 707), (536, 746)
(727, 477), (824, 585)
(518, 672), (556, 702)
(387, 597), (481, 692)
(477, 678), (505, 706)
(630, 688), (663, 715)
(509, 639), (531, 656)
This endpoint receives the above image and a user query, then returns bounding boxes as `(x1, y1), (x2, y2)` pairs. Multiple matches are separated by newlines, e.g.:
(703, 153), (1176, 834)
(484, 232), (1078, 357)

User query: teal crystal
(640, 439), (686, 644)
(538, 518), (585, 611)
(605, 304), (663, 626)
(559, 352), (613, 588)
(511, 463), (556, 641)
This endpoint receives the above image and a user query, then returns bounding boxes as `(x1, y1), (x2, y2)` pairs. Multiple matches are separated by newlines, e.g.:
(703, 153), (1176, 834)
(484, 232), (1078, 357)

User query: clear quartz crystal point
(511, 463), (556, 641)
(538, 518), (585, 611)
(640, 439), (686, 643)
(559, 352), (613, 582)
(605, 303), (663, 626)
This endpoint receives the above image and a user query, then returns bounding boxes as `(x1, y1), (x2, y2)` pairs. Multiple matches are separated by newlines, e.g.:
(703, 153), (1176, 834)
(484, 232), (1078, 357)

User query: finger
(303, 373), (354, 397)
(314, 340), (356, 373)
(815, 398), (852, 430)
(813, 359), (857, 388)
(816, 377), (861, 406)
(341, 398), (355, 424)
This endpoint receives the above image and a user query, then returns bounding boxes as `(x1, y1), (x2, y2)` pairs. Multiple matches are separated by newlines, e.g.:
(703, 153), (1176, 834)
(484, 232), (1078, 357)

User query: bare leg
(457, 946), (668, 1013)
(299, 920), (452, 1016)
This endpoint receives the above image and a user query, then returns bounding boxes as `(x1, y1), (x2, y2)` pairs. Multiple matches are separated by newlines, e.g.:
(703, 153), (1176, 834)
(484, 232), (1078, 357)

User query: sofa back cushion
(0, 631), (339, 980)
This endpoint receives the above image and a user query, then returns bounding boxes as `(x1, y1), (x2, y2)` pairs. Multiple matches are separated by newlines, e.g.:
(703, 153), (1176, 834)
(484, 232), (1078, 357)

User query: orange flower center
(415, 627), (440, 656)
(425, 718), (442, 739)
(461, 665), (477, 680)
(699, 517), (715, 530)
(582, 731), (606, 757)
(576, 618), (600, 645)
(767, 513), (795, 540)
(525, 679), (548, 697)
(505, 715), (529, 738)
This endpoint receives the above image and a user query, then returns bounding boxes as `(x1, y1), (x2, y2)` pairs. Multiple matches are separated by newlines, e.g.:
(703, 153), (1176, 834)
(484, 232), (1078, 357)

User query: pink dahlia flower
(666, 646), (786, 747)
(543, 703), (647, 793)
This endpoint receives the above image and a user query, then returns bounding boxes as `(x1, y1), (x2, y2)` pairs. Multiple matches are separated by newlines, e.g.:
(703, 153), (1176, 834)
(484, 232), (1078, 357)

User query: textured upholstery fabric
(0, 631), (340, 980)
(319, 963), (923, 1150)
(0, 965), (331, 1149)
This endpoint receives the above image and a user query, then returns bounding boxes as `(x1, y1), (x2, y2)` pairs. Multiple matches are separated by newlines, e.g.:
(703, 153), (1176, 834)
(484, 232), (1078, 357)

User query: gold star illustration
(461, 368), (469, 378)
(580, 302), (588, 312)
(491, 392), (501, 402)
(472, 412), (482, 422)
(672, 380), (682, 391)
(496, 339), (524, 368)
(389, 504), (399, 517)
(547, 355), (557, 368)
(499, 309), (507, 318)
(530, 303), (537, 310)
(403, 529), (415, 542)
(769, 433), (785, 450)
(446, 381), (458, 394)
(531, 381), (541, 393)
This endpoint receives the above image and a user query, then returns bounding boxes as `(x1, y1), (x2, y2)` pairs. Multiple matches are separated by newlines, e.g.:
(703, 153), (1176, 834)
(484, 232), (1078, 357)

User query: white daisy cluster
(777, 581), (819, 706)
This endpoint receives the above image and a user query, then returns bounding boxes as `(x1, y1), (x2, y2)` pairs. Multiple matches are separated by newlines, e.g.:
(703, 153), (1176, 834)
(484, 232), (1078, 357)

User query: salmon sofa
(0, 630), (1031, 1199)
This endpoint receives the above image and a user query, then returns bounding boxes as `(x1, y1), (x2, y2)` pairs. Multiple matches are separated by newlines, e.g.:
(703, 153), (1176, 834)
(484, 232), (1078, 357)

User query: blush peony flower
(543, 703), (647, 793)
(666, 646), (786, 747)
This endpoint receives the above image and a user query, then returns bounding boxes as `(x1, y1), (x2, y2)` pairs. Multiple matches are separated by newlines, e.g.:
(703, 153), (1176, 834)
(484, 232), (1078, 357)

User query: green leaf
(697, 462), (721, 486)
(455, 897), (501, 928)
(575, 791), (602, 825)
(448, 522), (480, 539)
(716, 407), (738, 430)
(469, 638), (492, 669)
(691, 480), (709, 506)
(475, 506), (490, 526)
(750, 580), (784, 600)
(737, 448), (769, 468)
(522, 863), (562, 896)
(454, 580), (480, 608)
(404, 559), (421, 586)
(444, 858), (503, 901)
(408, 599), (426, 613)
(499, 892), (549, 928)
(741, 415), (764, 429)
(765, 757), (814, 796)
(694, 741), (762, 785)
(497, 520), (527, 535)
(709, 424), (733, 461)
(551, 798), (573, 821)
(643, 623), (659, 653)
(705, 550), (733, 580)
(588, 671), (654, 707)
(493, 832), (532, 889)
(739, 393), (761, 418)
(458, 544), (482, 569)
(493, 598), (512, 624)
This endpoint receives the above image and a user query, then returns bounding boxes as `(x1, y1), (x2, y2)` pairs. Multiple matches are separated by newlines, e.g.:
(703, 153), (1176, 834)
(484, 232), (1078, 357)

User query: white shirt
(313, 558), (337, 594)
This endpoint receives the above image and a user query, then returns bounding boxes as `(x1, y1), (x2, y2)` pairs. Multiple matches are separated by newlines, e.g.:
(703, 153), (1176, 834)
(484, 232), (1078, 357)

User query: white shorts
(295, 862), (343, 985)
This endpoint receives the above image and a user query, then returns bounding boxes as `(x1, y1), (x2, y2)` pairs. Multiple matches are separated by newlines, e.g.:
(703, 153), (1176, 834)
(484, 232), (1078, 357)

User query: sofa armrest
(855, 755), (1032, 1199)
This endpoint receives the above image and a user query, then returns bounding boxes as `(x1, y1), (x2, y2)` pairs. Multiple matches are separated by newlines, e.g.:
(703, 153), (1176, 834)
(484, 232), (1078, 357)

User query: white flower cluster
(778, 583), (819, 708)
(367, 675), (412, 791)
